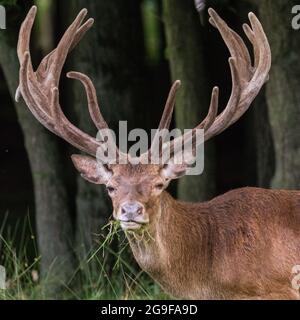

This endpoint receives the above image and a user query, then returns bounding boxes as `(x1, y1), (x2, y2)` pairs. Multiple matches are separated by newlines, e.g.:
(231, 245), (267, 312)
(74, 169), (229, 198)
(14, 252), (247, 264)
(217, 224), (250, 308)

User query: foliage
(0, 217), (169, 300)
(0, 0), (17, 6)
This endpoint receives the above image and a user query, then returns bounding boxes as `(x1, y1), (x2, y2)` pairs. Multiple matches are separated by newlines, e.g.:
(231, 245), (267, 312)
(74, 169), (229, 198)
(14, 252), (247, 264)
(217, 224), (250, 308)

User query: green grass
(0, 216), (169, 300)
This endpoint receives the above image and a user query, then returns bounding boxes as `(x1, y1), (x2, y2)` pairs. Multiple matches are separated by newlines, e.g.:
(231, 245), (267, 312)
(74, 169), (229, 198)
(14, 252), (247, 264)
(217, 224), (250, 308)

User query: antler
(17, 7), (271, 168)
(158, 8), (271, 163)
(147, 80), (181, 158)
(16, 6), (120, 160)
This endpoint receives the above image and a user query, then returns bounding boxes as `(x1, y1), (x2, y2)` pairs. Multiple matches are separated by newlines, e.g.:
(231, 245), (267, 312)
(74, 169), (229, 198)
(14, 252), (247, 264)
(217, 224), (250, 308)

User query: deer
(16, 6), (300, 300)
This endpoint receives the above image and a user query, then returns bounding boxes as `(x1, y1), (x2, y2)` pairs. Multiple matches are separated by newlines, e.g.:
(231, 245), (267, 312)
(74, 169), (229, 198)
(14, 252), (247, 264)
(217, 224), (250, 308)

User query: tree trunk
(163, 0), (216, 201)
(236, 0), (275, 188)
(69, 0), (147, 258)
(0, 4), (75, 297)
(258, 0), (300, 189)
(253, 90), (275, 188)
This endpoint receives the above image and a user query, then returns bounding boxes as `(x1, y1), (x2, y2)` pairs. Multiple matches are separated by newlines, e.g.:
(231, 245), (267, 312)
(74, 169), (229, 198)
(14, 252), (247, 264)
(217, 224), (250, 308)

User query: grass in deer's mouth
(125, 226), (155, 243)
(101, 218), (154, 243)
(87, 219), (122, 263)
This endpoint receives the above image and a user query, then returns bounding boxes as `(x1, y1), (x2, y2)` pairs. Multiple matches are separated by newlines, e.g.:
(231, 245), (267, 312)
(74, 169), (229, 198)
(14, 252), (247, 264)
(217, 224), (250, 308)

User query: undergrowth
(0, 215), (169, 300)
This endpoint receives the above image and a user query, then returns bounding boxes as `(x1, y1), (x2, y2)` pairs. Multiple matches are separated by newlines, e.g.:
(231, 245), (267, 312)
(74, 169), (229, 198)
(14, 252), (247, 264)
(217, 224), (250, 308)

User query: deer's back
(194, 188), (299, 298)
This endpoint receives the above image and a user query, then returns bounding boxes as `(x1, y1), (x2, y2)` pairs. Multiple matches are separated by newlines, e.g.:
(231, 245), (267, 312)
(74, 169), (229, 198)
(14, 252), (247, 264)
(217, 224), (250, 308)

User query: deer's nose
(120, 202), (144, 220)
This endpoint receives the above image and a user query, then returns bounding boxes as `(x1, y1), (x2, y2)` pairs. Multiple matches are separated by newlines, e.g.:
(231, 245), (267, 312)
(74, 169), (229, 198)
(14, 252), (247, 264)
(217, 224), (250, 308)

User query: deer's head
(16, 7), (271, 232)
(72, 159), (176, 230)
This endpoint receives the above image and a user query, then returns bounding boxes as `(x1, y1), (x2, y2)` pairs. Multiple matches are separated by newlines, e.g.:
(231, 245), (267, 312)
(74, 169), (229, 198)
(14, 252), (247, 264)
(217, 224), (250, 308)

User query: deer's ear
(71, 155), (112, 185)
(161, 163), (188, 181)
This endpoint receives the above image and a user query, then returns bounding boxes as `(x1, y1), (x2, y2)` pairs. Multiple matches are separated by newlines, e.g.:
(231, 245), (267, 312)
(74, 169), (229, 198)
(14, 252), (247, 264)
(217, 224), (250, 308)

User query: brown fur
(94, 164), (300, 300)
(127, 187), (300, 299)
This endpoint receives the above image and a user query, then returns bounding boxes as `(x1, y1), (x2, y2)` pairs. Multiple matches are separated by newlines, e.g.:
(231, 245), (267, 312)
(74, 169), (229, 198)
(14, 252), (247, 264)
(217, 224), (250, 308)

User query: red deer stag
(16, 6), (300, 300)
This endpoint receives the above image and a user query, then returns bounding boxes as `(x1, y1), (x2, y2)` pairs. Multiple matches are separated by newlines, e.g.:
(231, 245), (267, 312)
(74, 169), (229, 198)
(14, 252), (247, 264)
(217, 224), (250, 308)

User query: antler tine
(35, 18), (94, 82)
(198, 86), (219, 131)
(165, 58), (239, 160)
(243, 23), (259, 69)
(67, 71), (108, 130)
(16, 6), (37, 102)
(70, 18), (94, 52)
(161, 8), (271, 164)
(208, 8), (253, 82)
(208, 12), (270, 135)
(158, 80), (181, 132)
(20, 52), (54, 131)
(15, 7), (95, 102)
(17, 7), (93, 67)
(17, 6), (118, 161)
(49, 87), (103, 156)
(204, 10), (270, 140)
(162, 86), (219, 161)
(66, 71), (127, 160)
(243, 13), (270, 75)
(20, 52), (103, 157)
(47, 9), (88, 87)
(148, 80), (181, 157)
(247, 12), (271, 83)
(17, 6), (36, 63)
(17, 7), (89, 98)
(203, 57), (242, 139)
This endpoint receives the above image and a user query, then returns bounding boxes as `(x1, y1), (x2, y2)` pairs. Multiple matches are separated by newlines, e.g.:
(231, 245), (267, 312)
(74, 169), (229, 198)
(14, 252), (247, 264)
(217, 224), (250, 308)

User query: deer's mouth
(119, 219), (148, 230)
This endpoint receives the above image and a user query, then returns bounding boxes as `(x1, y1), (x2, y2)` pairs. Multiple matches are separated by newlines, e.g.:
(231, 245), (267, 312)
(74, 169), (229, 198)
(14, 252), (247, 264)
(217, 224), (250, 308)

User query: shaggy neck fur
(125, 191), (212, 299)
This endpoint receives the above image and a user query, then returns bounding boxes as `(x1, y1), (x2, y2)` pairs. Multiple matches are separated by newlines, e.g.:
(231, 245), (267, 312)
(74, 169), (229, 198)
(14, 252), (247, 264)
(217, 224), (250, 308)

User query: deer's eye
(106, 186), (116, 194)
(154, 183), (164, 190)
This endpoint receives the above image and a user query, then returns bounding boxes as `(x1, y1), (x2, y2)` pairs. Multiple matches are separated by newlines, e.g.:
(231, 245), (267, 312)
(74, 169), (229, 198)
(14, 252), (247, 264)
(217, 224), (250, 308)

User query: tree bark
(0, 4), (75, 296)
(163, 0), (216, 201)
(258, 0), (300, 189)
(253, 90), (275, 188)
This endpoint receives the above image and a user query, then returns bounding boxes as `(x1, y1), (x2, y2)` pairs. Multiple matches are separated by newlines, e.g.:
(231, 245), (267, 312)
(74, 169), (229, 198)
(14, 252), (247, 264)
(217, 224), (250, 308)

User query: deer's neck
(126, 192), (211, 297)
(125, 192), (172, 276)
